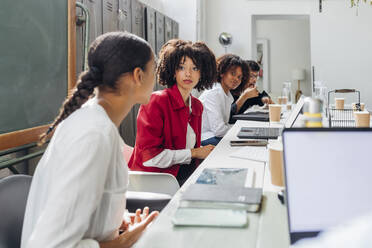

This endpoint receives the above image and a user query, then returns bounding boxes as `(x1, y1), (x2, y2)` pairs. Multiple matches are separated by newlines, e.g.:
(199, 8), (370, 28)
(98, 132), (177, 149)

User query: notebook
(179, 184), (263, 212)
(196, 168), (253, 188)
(283, 128), (372, 244)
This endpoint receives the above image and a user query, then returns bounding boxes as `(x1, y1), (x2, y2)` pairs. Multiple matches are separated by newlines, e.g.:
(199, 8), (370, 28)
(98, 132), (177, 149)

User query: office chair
(0, 175), (32, 248)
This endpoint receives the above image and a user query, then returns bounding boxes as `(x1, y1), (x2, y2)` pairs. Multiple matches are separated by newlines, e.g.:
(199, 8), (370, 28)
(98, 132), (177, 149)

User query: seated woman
(229, 60), (274, 124)
(22, 32), (158, 248)
(128, 39), (217, 186)
(199, 54), (249, 146)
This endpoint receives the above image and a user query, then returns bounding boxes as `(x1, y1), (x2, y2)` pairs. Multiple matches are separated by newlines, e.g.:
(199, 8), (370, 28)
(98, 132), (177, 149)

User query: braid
(38, 69), (101, 145)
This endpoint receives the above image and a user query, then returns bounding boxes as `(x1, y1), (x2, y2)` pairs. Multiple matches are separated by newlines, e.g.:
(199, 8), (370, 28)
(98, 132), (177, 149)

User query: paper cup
(269, 104), (281, 122)
(354, 111), (370, 127)
(335, 98), (344, 110)
(268, 142), (284, 187)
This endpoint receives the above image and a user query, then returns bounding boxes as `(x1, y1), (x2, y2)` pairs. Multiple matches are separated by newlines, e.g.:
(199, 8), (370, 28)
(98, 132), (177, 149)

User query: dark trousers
(201, 136), (222, 146)
(176, 160), (197, 186)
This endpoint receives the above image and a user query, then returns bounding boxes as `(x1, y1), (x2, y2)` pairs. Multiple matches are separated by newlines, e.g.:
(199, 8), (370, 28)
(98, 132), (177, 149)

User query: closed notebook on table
(196, 167), (253, 188)
(180, 184), (263, 212)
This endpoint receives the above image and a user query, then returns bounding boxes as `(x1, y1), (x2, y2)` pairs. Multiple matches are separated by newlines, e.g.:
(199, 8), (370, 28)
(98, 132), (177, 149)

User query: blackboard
(0, 0), (68, 134)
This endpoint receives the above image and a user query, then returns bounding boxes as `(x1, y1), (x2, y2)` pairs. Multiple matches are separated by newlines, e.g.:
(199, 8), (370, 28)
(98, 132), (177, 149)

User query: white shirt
(294, 212), (372, 248)
(21, 98), (128, 248)
(143, 97), (195, 168)
(199, 83), (234, 140)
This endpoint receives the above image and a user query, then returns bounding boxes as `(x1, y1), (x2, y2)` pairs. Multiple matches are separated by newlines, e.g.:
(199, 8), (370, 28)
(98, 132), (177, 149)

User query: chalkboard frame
(0, 0), (77, 151)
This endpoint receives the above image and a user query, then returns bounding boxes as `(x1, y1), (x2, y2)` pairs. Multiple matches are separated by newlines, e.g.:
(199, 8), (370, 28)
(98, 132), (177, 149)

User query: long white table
(133, 117), (291, 248)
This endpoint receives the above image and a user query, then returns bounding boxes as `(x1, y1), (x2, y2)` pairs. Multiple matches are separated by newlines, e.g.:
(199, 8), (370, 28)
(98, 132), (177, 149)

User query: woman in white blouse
(199, 54), (249, 146)
(21, 32), (158, 248)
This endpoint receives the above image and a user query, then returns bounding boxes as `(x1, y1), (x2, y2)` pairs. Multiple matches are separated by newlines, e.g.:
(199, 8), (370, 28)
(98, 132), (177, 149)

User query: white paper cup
(269, 104), (281, 122)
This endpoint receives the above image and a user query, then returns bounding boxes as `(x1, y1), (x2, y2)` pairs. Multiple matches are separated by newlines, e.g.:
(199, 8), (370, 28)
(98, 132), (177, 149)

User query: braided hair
(39, 31), (153, 145)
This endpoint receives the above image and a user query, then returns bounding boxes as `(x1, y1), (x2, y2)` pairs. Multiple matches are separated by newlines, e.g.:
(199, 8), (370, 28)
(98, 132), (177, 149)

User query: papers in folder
(230, 146), (268, 162)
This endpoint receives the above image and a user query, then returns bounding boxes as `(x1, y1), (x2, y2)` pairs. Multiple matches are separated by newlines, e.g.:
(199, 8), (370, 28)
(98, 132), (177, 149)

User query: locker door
(102, 0), (118, 33)
(172, 20), (179, 39)
(131, 0), (144, 38)
(118, 0), (131, 32)
(86, 0), (103, 43)
(76, 0), (103, 77)
(155, 12), (164, 55)
(164, 16), (172, 43)
(144, 6), (156, 51)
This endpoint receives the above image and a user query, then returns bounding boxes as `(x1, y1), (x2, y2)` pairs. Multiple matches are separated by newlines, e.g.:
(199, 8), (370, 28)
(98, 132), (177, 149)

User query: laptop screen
(284, 96), (305, 128)
(283, 128), (372, 244)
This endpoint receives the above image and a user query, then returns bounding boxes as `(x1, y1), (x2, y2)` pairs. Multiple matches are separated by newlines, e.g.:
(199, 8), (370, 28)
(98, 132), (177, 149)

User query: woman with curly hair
(128, 39), (217, 185)
(199, 54), (249, 146)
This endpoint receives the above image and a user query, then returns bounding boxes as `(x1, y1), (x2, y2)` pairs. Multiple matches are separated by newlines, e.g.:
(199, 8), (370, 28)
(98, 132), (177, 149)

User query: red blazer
(128, 84), (203, 177)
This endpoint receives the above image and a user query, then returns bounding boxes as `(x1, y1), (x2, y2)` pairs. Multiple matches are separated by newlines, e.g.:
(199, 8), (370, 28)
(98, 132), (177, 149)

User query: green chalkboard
(0, 0), (68, 134)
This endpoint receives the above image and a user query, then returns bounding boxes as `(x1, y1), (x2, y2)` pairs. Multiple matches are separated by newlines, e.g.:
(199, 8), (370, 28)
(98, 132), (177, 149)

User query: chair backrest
(128, 171), (180, 196)
(0, 175), (32, 248)
(123, 143), (180, 196)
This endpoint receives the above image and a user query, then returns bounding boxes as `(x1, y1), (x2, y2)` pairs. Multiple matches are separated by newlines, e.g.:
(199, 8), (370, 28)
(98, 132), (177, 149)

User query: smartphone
(230, 140), (268, 146)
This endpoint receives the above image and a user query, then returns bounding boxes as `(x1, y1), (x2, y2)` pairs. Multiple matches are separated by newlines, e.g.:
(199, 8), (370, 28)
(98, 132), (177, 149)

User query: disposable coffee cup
(354, 111), (370, 127)
(335, 98), (344, 110)
(268, 142), (284, 187)
(269, 104), (281, 122)
(352, 102), (365, 111)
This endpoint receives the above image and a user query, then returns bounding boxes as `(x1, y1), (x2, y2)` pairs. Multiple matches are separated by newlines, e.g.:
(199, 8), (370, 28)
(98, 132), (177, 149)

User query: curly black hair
(246, 60), (260, 73)
(156, 39), (217, 91)
(217, 54), (249, 95)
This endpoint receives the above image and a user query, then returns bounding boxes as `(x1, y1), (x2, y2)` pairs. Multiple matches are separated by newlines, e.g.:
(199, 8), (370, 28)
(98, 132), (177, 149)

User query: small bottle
(303, 97), (323, 127)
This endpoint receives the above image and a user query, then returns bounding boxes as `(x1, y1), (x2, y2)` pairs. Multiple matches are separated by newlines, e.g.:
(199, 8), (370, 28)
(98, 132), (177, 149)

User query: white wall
(140, 0), (197, 41)
(256, 18), (311, 96)
(202, 0), (372, 107)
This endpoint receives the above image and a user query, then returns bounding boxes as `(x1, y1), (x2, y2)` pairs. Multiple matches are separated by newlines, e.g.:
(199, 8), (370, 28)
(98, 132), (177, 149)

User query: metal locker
(102, 0), (118, 33)
(76, 0), (103, 77)
(164, 16), (172, 42)
(131, 0), (144, 38)
(118, 0), (131, 32)
(144, 6), (156, 51)
(172, 20), (179, 39)
(119, 110), (136, 146)
(155, 11), (165, 55)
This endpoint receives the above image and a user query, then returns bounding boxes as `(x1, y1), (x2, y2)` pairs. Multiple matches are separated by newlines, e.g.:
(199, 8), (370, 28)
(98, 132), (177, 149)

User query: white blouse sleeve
(25, 132), (111, 248)
(143, 123), (196, 168)
(143, 149), (192, 168)
(203, 93), (231, 137)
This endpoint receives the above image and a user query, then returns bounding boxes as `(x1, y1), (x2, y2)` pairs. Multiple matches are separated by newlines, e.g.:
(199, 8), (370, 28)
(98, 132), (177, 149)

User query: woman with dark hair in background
(199, 54), (249, 146)
(22, 32), (158, 248)
(229, 60), (274, 124)
(129, 39), (217, 186)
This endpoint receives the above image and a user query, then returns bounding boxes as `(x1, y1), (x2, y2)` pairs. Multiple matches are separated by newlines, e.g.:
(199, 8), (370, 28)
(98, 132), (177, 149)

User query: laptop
(237, 96), (305, 139)
(232, 111), (271, 122)
(282, 128), (372, 245)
